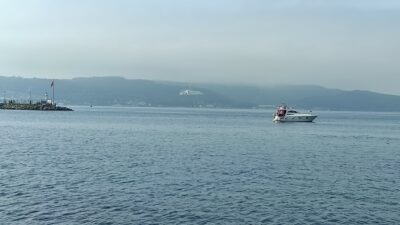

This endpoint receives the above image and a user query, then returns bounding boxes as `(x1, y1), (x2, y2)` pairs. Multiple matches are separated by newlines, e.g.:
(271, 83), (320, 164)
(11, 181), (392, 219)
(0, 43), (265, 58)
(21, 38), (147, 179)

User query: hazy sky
(1, 0), (399, 94)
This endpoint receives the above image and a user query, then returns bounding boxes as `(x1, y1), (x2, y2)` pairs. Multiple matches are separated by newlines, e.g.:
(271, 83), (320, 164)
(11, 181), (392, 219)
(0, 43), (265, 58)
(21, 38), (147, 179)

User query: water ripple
(0, 108), (400, 224)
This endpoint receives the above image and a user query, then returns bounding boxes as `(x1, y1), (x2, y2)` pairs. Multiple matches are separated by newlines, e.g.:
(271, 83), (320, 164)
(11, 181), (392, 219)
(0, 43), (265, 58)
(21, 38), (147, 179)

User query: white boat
(273, 105), (317, 122)
(179, 89), (204, 96)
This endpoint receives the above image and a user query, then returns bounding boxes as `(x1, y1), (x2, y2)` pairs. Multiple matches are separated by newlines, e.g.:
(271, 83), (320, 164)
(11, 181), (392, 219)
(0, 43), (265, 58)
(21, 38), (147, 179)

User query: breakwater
(0, 102), (72, 111)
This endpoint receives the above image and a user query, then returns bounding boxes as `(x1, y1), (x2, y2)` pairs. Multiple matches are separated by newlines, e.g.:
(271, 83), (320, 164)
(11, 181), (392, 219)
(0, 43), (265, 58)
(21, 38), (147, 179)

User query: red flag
(51, 80), (54, 87)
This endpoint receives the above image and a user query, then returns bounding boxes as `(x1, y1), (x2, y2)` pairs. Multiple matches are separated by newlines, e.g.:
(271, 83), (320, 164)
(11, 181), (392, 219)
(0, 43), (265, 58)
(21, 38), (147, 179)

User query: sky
(0, 0), (399, 94)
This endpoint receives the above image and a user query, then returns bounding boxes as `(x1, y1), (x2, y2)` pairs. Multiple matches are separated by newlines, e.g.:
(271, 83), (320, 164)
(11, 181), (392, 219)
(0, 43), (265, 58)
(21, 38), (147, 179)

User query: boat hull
(273, 115), (317, 122)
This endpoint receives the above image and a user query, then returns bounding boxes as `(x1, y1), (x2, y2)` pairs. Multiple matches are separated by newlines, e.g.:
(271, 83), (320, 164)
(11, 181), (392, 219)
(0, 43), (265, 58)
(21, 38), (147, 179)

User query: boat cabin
(286, 110), (298, 115)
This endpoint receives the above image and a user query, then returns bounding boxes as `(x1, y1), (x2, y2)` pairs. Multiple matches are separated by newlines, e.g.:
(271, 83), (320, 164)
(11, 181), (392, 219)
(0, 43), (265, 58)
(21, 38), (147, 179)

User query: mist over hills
(1, 76), (400, 111)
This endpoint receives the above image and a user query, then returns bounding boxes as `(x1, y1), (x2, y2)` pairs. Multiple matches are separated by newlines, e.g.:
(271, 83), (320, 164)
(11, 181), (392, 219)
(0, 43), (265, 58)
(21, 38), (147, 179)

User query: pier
(0, 80), (73, 111)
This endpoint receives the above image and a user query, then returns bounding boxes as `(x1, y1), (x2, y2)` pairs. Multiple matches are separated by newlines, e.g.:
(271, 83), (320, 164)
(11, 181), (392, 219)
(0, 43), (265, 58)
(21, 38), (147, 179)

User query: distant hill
(1, 76), (400, 111)
(0, 76), (249, 108)
(202, 84), (400, 111)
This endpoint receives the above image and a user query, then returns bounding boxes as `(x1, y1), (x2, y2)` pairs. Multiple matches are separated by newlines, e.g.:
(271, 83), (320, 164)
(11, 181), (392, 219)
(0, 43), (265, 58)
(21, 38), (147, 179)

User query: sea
(0, 106), (399, 224)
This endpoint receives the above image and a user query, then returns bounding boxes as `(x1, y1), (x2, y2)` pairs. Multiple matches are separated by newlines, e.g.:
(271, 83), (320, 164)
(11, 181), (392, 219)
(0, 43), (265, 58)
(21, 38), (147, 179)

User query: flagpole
(52, 80), (55, 106)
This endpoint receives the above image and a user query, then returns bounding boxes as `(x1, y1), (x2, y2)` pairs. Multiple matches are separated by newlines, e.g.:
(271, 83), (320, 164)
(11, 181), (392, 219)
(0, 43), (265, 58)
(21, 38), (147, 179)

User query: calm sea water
(1, 107), (399, 224)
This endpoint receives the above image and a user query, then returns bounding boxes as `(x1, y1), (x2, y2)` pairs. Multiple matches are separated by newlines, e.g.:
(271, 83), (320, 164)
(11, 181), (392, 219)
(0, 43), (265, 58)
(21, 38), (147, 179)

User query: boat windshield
(287, 110), (298, 113)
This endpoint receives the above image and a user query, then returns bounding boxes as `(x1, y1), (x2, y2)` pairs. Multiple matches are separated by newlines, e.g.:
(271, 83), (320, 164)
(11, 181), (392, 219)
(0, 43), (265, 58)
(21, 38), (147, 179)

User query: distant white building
(179, 89), (204, 96)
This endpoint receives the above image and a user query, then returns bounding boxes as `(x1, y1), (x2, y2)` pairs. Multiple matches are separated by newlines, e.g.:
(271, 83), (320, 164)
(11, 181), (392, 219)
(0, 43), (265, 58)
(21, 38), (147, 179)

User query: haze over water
(1, 0), (400, 94)
(1, 107), (399, 224)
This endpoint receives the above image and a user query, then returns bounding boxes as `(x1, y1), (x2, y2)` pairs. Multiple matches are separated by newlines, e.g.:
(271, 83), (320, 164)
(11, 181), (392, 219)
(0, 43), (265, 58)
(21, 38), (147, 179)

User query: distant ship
(273, 105), (317, 122)
(179, 89), (204, 96)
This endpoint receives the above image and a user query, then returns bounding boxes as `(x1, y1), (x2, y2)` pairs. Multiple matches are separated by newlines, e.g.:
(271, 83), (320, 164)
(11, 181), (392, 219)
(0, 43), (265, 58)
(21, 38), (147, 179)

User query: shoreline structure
(0, 101), (72, 111)
(0, 80), (73, 111)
